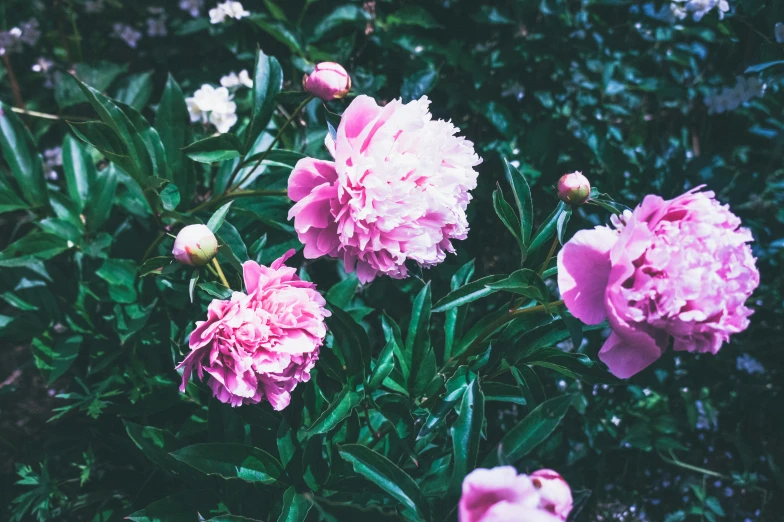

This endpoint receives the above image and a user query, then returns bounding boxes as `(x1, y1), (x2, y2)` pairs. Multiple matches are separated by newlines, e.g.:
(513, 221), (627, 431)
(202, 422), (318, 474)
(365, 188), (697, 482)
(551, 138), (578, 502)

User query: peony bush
(0, 1), (781, 521)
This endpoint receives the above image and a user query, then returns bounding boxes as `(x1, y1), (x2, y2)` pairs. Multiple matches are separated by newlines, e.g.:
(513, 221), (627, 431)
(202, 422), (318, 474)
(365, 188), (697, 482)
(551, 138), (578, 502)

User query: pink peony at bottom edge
(176, 249), (330, 410)
(458, 466), (572, 522)
(287, 94), (482, 283)
(531, 469), (574, 519)
(557, 187), (760, 379)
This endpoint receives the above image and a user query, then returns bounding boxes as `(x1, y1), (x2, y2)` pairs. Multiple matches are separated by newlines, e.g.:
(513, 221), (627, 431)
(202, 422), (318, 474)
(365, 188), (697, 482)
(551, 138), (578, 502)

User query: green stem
(9, 107), (91, 121)
(188, 189), (288, 215)
(658, 451), (728, 480)
(142, 232), (166, 261)
(538, 236), (559, 277)
(225, 95), (313, 193)
(211, 258), (230, 288)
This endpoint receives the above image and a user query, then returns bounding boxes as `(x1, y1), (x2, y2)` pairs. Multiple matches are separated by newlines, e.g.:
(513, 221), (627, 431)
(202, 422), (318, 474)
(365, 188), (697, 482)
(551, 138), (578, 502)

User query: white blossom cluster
(113, 23), (142, 48)
(186, 85), (237, 134)
(0, 19), (40, 55)
(704, 76), (765, 114)
(220, 69), (253, 89)
(209, 1), (250, 24)
(146, 7), (168, 37)
(670, 0), (730, 22)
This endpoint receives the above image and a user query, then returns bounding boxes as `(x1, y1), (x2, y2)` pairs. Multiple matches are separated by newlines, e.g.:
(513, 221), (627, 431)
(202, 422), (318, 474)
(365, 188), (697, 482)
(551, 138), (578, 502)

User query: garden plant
(1, 0), (783, 521)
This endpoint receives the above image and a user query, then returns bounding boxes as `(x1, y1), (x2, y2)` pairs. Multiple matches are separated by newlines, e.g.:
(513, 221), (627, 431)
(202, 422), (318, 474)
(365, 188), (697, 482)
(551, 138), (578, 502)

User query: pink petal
(288, 158), (338, 202)
(598, 331), (666, 379)
(557, 227), (618, 324)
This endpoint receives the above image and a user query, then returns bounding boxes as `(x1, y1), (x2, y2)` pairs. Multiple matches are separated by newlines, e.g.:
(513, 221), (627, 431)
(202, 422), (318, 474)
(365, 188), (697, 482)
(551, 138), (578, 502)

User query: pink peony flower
(531, 469), (574, 519)
(287, 95), (481, 283)
(459, 467), (570, 522)
(176, 250), (330, 410)
(302, 62), (351, 101)
(558, 188), (759, 378)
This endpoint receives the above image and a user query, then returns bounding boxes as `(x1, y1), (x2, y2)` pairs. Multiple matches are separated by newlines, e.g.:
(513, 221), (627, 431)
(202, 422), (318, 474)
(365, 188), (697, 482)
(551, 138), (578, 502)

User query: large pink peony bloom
(176, 250), (330, 410)
(287, 95), (481, 283)
(459, 467), (572, 522)
(558, 188), (759, 378)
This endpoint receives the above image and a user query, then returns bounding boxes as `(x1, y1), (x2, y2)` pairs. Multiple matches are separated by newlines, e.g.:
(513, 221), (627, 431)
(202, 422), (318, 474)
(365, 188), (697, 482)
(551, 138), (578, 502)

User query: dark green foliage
(1, 1), (783, 522)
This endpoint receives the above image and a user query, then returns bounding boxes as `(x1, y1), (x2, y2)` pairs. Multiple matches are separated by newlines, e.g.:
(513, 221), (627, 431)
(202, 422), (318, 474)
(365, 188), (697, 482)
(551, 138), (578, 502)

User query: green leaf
(183, 134), (244, 163)
(68, 120), (135, 177)
(156, 75), (194, 203)
(452, 307), (509, 359)
(306, 387), (362, 436)
(482, 382), (527, 405)
(325, 274), (359, 309)
(207, 201), (233, 232)
(557, 207), (572, 244)
(327, 306), (370, 384)
(310, 5), (369, 42)
(0, 175), (27, 214)
(338, 444), (432, 522)
(170, 443), (284, 485)
(277, 486), (312, 522)
(113, 70), (154, 110)
(0, 233), (70, 267)
(485, 269), (549, 304)
(401, 66), (439, 102)
(250, 16), (304, 56)
(160, 183), (181, 211)
(382, 312), (409, 382)
(62, 134), (96, 211)
(32, 335), (81, 384)
(529, 202), (566, 256)
(84, 164), (119, 232)
(126, 490), (215, 522)
(445, 260), (475, 362)
(418, 366), (473, 439)
(432, 274), (506, 313)
(124, 421), (205, 487)
(368, 336), (396, 391)
(527, 350), (618, 384)
(199, 282), (232, 299)
(245, 49), (283, 150)
(386, 5), (443, 28)
(75, 79), (152, 184)
(492, 183), (525, 254)
(504, 159), (533, 245)
(450, 378), (485, 492)
(511, 364), (545, 407)
(54, 62), (127, 109)
(407, 283), (436, 396)
(744, 60), (784, 73)
(482, 394), (574, 467)
(0, 101), (48, 208)
(241, 149), (307, 170)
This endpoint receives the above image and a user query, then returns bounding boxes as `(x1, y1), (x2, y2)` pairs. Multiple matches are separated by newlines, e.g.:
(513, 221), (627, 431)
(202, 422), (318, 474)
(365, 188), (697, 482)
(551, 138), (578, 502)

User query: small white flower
(186, 84), (237, 133)
(209, 1), (250, 24)
(209, 111), (238, 134)
(84, 0), (105, 13)
(220, 69), (253, 89)
(611, 415), (622, 426)
(776, 22), (784, 44)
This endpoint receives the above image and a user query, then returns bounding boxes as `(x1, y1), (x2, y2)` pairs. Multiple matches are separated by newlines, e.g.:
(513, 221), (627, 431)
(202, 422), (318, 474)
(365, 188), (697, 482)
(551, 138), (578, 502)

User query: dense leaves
(1, 1), (783, 522)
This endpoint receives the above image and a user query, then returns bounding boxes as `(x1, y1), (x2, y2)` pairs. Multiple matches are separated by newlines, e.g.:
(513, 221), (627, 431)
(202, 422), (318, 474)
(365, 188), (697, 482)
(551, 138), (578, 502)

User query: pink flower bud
(531, 469), (573, 520)
(557, 171), (591, 205)
(172, 224), (218, 266)
(302, 62), (351, 101)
